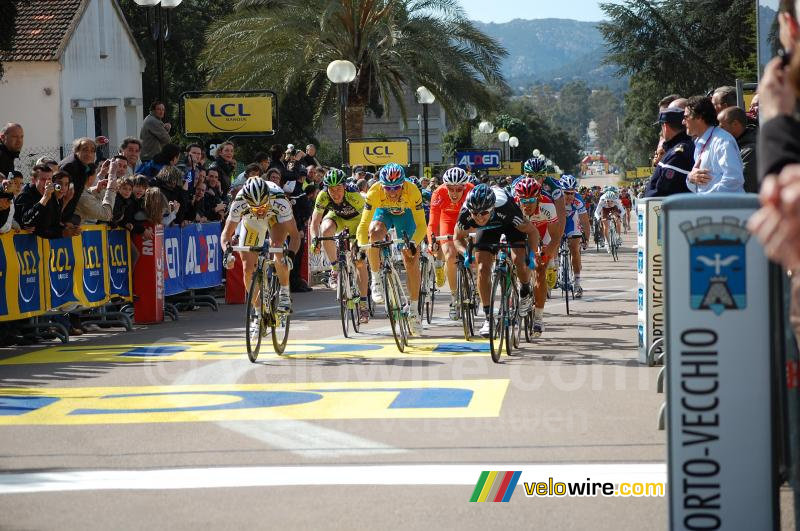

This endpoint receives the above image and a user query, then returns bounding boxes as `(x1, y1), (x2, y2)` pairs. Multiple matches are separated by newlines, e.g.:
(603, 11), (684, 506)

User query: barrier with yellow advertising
(182, 90), (276, 136)
(0, 227), (132, 322)
(636, 166), (653, 179)
(488, 162), (522, 176)
(348, 138), (411, 167)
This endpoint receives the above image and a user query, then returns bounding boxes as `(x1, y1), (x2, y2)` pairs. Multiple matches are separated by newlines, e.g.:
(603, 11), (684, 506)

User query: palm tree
(200, 0), (508, 140)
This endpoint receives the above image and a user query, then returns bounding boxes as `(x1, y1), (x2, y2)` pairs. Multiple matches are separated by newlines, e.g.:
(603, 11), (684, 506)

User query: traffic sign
(423, 167), (432, 178)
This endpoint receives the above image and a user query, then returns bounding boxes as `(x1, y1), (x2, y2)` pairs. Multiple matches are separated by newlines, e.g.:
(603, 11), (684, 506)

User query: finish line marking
(0, 463), (667, 494)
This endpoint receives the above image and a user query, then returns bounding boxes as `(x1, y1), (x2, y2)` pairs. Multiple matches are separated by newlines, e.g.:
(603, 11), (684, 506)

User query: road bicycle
(315, 230), (361, 338)
(233, 244), (291, 361)
(485, 241), (527, 363)
(361, 235), (413, 352)
(418, 241), (437, 325)
(556, 236), (575, 315)
(608, 215), (621, 262)
(593, 217), (605, 252)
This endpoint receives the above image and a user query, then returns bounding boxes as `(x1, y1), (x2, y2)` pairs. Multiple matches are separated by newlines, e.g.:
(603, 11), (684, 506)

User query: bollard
(664, 194), (777, 530)
(225, 251), (246, 304)
(133, 224), (165, 324)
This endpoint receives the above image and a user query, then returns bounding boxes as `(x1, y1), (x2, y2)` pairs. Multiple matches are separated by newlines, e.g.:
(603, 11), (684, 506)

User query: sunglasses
(446, 185), (466, 192)
(470, 209), (492, 217)
(249, 205), (269, 216)
(564, 191), (576, 195)
(519, 197), (539, 204)
(383, 184), (403, 192)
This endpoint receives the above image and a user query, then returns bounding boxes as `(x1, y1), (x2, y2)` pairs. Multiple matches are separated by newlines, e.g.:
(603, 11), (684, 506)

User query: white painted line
(0, 463), (667, 494)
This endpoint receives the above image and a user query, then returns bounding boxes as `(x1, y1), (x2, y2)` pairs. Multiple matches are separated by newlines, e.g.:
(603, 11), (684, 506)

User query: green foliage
(0, 0), (22, 80)
(200, 0), (509, 140)
(599, 0), (757, 165)
(589, 88), (623, 156)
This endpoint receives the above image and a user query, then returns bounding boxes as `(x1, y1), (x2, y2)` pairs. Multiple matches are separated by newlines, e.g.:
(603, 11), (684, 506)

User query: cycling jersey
(227, 180), (293, 247)
(621, 194), (633, 209)
(314, 186), (365, 220)
(520, 195), (558, 244)
(511, 175), (564, 201)
(594, 192), (625, 221)
(357, 180), (427, 245)
(457, 187), (528, 251)
(427, 182), (475, 240)
(564, 194), (588, 238)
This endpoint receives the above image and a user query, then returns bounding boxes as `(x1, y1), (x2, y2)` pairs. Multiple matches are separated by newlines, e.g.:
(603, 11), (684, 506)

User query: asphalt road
(0, 209), (687, 530)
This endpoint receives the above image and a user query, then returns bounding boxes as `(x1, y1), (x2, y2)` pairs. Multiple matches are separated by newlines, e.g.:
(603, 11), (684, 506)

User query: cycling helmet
(514, 178), (542, 199)
(523, 156), (547, 175)
(442, 167), (469, 185)
(605, 191), (619, 201)
(241, 178), (272, 207)
(378, 163), (406, 187)
(323, 168), (347, 187)
(560, 175), (578, 190)
(465, 184), (496, 213)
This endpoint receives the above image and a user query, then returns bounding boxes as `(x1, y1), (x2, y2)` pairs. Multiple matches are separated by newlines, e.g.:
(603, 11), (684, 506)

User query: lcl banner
(348, 138), (411, 167)
(184, 95), (274, 135)
(107, 229), (132, 300)
(0, 232), (47, 321)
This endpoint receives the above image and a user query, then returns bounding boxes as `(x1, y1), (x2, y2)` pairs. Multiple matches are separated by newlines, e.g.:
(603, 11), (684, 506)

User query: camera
(53, 183), (62, 192)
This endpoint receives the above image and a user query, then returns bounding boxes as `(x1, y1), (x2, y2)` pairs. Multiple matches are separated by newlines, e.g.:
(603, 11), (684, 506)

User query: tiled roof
(0, 0), (85, 62)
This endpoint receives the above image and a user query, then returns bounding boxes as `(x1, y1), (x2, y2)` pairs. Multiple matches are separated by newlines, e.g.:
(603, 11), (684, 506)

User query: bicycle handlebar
(231, 246), (285, 254)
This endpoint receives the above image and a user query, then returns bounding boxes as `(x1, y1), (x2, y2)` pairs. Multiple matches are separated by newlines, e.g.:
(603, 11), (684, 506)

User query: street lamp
(509, 136), (519, 161)
(134, 0), (182, 103)
(498, 130), (509, 163)
(478, 121), (494, 134)
(327, 60), (357, 168)
(416, 86), (436, 168)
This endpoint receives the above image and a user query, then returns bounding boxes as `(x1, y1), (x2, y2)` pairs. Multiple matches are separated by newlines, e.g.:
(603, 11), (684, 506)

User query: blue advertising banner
(46, 236), (79, 310)
(0, 232), (47, 321)
(107, 229), (132, 300)
(181, 223), (222, 290)
(163, 225), (184, 296)
(454, 150), (502, 171)
(79, 225), (109, 307)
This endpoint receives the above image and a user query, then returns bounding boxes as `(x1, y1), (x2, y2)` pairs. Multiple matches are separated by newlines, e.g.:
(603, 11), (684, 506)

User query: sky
(457, 0), (617, 23)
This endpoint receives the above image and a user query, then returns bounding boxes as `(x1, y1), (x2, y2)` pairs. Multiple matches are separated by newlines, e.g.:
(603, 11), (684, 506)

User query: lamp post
(134, 0), (182, 103)
(478, 120), (494, 135)
(498, 130), (510, 163)
(416, 86), (436, 168)
(327, 60), (357, 168)
(465, 104), (477, 148)
(509, 136), (519, 161)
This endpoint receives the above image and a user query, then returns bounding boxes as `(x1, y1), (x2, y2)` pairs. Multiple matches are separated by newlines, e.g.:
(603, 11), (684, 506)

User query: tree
(200, 0), (508, 141)
(0, 0), (22, 81)
(557, 81), (592, 143)
(599, 0), (757, 165)
(588, 89), (623, 155)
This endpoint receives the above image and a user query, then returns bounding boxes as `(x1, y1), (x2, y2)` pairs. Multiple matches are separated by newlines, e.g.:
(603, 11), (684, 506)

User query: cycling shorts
(236, 216), (274, 248)
(324, 211), (361, 237)
(601, 206), (621, 221)
(474, 223), (528, 253)
(432, 216), (460, 242)
(373, 208), (418, 242)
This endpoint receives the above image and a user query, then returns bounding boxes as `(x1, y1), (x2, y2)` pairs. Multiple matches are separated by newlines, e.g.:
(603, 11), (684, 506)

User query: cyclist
(559, 175), (592, 298)
(221, 178), (300, 314)
(513, 178), (557, 337)
(595, 189), (625, 253)
(620, 187), (633, 232)
(310, 168), (370, 323)
(427, 166), (475, 320)
(358, 163), (427, 336)
(453, 184), (540, 338)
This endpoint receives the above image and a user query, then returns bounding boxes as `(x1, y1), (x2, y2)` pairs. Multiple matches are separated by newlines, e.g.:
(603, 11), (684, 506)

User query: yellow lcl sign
(349, 140), (410, 167)
(184, 96), (273, 134)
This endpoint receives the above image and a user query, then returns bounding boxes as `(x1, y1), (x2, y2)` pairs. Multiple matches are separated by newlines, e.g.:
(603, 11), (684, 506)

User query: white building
(0, 0), (144, 169)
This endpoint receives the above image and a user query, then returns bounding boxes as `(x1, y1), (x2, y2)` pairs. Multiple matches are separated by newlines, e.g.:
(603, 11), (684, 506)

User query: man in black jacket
(15, 163), (54, 227)
(645, 107), (694, 197)
(0, 123), (23, 176)
(20, 170), (79, 239)
(59, 137), (97, 220)
(718, 106), (759, 193)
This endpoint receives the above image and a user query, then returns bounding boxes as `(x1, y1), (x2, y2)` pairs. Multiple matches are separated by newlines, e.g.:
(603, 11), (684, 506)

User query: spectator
(283, 170), (312, 293)
(683, 96), (745, 194)
(139, 101), (172, 161)
(711, 86), (737, 113)
(123, 175), (150, 237)
(718, 106), (759, 193)
(747, 93), (760, 122)
(254, 152), (270, 173)
(0, 123), (23, 175)
(153, 166), (189, 226)
(112, 176), (134, 228)
(0, 184), (14, 234)
(14, 164), (52, 227)
(205, 167), (225, 202)
(300, 144), (321, 167)
(352, 166), (366, 181)
(119, 137), (142, 176)
(202, 183), (226, 222)
(22, 170), (79, 239)
(179, 143), (204, 190)
(356, 178), (369, 197)
(284, 146), (306, 181)
(265, 167), (282, 186)
(136, 143), (181, 180)
(645, 107), (694, 197)
(267, 144), (286, 179)
(143, 186), (176, 227)
(5, 170), (23, 199)
(59, 137), (97, 219)
(210, 141), (236, 196)
(75, 158), (119, 224)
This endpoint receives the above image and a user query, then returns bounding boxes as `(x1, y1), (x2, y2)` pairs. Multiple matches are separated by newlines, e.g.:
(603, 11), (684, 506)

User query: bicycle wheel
(338, 265), (350, 338)
(523, 313), (532, 342)
(458, 266), (474, 340)
(245, 268), (264, 362)
(348, 263), (361, 333)
(610, 225), (620, 262)
(418, 258), (428, 322)
(489, 272), (506, 363)
(509, 280), (520, 353)
(561, 255), (571, 316)
(383, 273), (405, 352)
(269, 273), (290, 354)
(367, 268), (375, 317)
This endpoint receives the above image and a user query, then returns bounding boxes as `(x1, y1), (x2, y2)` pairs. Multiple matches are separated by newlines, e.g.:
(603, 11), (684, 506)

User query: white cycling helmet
(241, 178), (272, 207)
(442, 166), (470, 185)
(605, 191), (619, 201)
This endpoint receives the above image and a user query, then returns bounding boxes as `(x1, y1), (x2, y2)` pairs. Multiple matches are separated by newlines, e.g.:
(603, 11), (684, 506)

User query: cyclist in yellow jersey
(357, 163), (427, 335)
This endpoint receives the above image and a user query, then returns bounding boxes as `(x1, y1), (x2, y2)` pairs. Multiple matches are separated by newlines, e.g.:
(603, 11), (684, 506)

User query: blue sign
(455, 150), (502, 170)
(181, 223), (222, 289)
(637, 249), (644, 274)
(638, 212), (644, 236)
(14, 233), (43, 315)
(682, 217), (749, 315)
(48, 236), (78, 309)
(163, 226), (184, 296)
(108, 229), (131, 299)
(638, 287), (644, 311)
(81, 228), (107, 305)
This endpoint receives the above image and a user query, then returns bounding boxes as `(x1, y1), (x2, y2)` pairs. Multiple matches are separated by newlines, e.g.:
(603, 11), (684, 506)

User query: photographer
(22, 170), (79, 239)
(75, 157), (122, 225)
